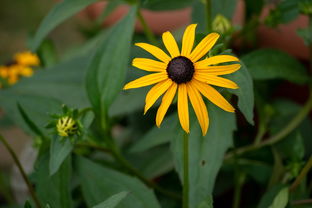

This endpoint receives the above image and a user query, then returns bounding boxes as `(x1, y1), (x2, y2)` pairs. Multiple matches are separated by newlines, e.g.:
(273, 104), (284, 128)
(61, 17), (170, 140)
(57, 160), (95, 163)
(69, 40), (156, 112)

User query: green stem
(183, 132), (189, 208)
(137, 10), (158, 45)
(205, 0), (212, 32)
(0, 134), (42, 208)
(290, 156), (312, 191)
(233, 173), (245, 208)
(225, 90), (312, 159)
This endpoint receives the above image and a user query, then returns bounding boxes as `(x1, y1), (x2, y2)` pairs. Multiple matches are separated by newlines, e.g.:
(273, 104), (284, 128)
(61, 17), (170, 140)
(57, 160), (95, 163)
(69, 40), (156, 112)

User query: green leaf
(76, 156), (161, 208)
(34, 153), (72, 208)
(49, 137), (73, 176)
(31, 0), (99, 50)
(0, 92), (61, 135)
(241, 49), (308, 84)
(226, 62), (254, 125)
(171, 104), (236, 208)
(268, 187), (289, 208)
(17, 103), (46, 139)
(96, 0), (122, 24)
(130, 114), (178, 152)
(142, 0), (193, 11)
(24, 201), (32, 208)
(197, 196), (213, 208)
(86, 7), (137, 116)
(257, 184), (286, 208)
(92, 192), (129, 208)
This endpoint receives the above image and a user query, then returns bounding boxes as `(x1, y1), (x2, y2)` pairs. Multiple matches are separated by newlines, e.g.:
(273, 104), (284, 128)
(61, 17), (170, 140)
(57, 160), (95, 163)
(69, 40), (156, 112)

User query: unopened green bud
(299, 0), (312, 15)
(212, 14), (232, 34)
(56, 116), (79, 137)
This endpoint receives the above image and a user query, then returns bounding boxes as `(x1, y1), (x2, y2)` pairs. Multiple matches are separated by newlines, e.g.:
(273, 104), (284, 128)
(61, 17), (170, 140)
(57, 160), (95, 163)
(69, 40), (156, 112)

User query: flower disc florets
(166, 56), (194, 84)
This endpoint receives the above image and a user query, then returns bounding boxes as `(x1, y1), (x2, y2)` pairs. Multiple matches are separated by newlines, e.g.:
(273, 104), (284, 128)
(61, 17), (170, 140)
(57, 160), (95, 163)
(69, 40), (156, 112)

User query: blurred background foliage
(0, 0), (312, 208)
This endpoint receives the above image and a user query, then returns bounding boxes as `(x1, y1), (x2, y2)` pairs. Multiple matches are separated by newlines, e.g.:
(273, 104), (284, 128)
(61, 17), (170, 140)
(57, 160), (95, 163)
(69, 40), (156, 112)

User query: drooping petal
(181, 24), (197, 57)
(123, 72), (168, 90)
(135, 43), (171, 63)
(132, 58), (167, 72)
(194, 73), (239, 89)
(178, 83), (190, 133)
(195, 55), (239, 68)
(195, 64), (241, 75)
(162, 31), (180, 58)
(187, 82), (209, 135)
(144, 79), (173, 114)
(192, 79), (235, 112)
(189, 33), (220, 62)
(156, 83), (178, 127)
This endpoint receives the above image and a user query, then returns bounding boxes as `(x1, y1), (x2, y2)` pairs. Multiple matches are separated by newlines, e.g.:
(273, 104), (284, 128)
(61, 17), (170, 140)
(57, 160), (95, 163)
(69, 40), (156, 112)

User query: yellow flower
(124, 24), (240, 135)
(0, 66), (9, 78)
(56, 116), (79, 137)
(14, 51), (40, 66)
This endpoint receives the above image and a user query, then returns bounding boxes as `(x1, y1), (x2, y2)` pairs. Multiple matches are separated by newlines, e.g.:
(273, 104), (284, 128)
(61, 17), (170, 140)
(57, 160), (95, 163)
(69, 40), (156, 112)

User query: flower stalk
(0, 134), (42, 208)
(137, 10), (158, 46)
(183, 132), (189, 208)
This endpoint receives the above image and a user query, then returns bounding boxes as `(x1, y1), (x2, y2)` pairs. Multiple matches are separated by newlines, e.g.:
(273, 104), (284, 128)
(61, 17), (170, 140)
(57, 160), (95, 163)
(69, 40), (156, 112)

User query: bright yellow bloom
(14, 51), (40, 66)
(124, 24), (240, 135)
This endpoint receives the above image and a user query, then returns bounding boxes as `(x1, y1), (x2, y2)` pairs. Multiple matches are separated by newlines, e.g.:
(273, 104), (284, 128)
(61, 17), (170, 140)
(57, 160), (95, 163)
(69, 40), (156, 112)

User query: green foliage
(31, 0), (99, 50)
(34, 154), (73, 208)
(171, 104), (236, 208)
(1, 0), (312, 208)
(242, 49), (308, 84)
(86, 7), (137, 120)
(92, 192), (129, 208)
(76, 156), (161, 208)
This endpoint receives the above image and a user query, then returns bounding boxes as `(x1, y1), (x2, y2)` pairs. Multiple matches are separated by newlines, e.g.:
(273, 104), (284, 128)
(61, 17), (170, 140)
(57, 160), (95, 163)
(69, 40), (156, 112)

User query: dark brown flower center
(166, 56), (194, 84)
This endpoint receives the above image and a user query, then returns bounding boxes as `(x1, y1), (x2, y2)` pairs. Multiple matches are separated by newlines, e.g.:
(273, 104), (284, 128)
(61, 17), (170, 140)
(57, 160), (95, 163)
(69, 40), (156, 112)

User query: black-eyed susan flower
(0, 51), (39, 87)
(124, 24), (240, 135)
(14, 51), (40, 67)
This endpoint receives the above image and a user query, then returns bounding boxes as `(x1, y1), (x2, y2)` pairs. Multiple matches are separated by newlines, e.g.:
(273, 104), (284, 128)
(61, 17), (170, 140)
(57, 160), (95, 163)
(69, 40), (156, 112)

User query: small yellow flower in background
(14, 51), (40, 67)
(0, 51), (39, 87)
(56, 116), (79, 137)
(124, 24), (240, 135)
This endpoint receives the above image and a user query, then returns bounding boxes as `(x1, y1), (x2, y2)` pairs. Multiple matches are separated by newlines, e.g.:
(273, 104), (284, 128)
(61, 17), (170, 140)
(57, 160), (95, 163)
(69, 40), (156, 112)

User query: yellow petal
(162, 31), (180, 58)
(144, 79), (173, 114)
(192, 79), (235, 112)
(196, 64), (241, 75)
(195, 55), (239, 68)
(19, 67), (33, 77)
(194, 73), (239, 89)
(132, 58), (167, 72)
(189, 33), (220, 62)
(135, 43), (171, 63)
(124, 72), (168, 90)
(187, 82), (209, 135)
(156, 83), (178, 127)
(178, 83), (189, 133)
(181, 24), (197, 57)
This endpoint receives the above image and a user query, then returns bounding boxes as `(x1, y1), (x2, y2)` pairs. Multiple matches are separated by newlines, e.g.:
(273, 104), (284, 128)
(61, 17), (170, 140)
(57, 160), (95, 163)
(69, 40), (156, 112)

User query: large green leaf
(241, 49), (308, 84)
(0, 92), (61, 135)
(31, 0), (99, 50)
(226, 62), (254, 125)
(34, 154), (72, 208)
(49, 137), (73, 176)
(92, 192), (129, 208)
(141, 0), (193, 11)
(130, 114), (178, 152)
(268, 187), (289, 208)
(86, 7), (137, 117)
(76, 156), (161, 208)
(171, 104), (236, 208)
